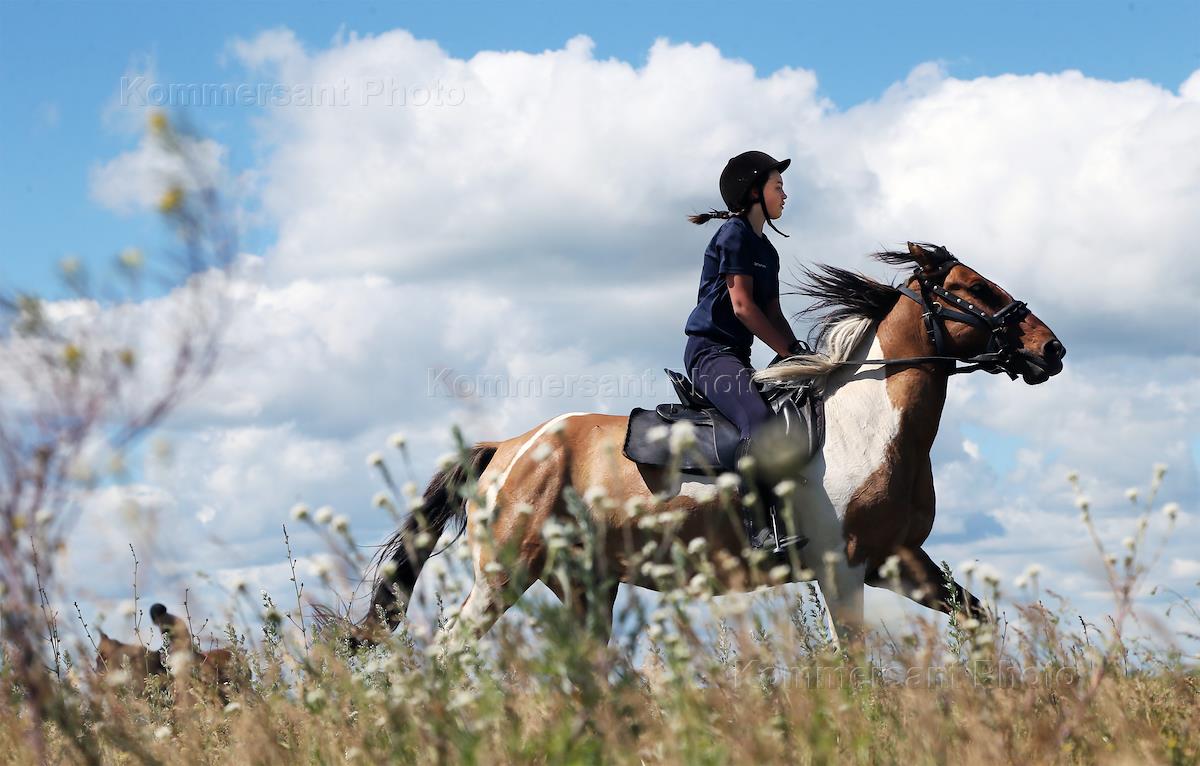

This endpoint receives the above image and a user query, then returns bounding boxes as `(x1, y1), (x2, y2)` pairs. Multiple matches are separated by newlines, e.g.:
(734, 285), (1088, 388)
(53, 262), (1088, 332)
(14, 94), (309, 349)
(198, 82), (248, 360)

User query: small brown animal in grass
(94, 630), (167, 688)
(149, 603), (248, 699)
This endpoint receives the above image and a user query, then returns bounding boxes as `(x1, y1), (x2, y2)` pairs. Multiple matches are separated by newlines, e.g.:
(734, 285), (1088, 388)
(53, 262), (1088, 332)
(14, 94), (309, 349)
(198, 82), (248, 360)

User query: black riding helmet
(719, 150), (791, 236)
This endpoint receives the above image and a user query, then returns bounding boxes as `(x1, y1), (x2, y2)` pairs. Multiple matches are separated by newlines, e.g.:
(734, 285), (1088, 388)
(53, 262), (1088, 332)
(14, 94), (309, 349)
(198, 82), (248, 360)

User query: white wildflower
(388, 432), (407, 449)
(1163, 502), (1180, 521)
(774, 479), (797, 497)
(878, 555), (901, 580)
(230, 576), (247, 593)
(153, 725), (171, 741)
(402, 481), (418, 497)
(546, 418), (567, 434)
(1065, 470), (1079, 483)
(1014, 575), (1028, 589)
(1125, 488), (1139, 503)
(822, 551), (841, 565)
(379, 561), (398, 579)
(305, 688), (326, 706)
(372, 492), (392, 509)
(483, 562), (504, 574)
(223, 701), (242, 714)
(531, 441), (554, 462)
(1122, 536), (1136, 552)
(686, 538), (707, 556)
(1153, 463), (1168, 481)
(333, 514), (350, 533)
(716, 472), (741, 490)
(314, 506), (334, 525)
(366, 451), (385, 468)
(583, 485), (607, 505)
(960, 561), (977, 577)
(436, 452), (457, 471)
(104, 669), (131, 688)
(1074, 496), (1090, 511)
(646, 425), (669, 443)
(290, 503), (310, 521)
(668, 421), (696, 453)
(647, 624), (664, 640)
(962, 618), (981, 631)
(736, 455), (756, 472)
(768, 565), (791, 584)
(516, 502), (535, 516)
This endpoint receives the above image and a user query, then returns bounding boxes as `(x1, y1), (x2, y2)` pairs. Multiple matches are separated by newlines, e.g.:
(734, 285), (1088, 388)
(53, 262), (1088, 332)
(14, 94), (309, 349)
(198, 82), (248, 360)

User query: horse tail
(340, 441), (500, 644)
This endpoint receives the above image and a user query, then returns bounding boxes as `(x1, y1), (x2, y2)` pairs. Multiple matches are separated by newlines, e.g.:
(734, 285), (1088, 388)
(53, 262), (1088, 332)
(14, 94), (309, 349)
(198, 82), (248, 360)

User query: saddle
(622, 363), (826, 476)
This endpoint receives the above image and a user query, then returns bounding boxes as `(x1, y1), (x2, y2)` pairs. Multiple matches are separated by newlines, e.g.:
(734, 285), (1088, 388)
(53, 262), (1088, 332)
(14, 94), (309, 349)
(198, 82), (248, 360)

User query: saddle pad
(621, 406), (742, 475)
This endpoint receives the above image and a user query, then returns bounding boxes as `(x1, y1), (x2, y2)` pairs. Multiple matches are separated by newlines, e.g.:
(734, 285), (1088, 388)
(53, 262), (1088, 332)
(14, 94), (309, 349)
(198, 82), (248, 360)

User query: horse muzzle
(1014, 339), (1065, 385)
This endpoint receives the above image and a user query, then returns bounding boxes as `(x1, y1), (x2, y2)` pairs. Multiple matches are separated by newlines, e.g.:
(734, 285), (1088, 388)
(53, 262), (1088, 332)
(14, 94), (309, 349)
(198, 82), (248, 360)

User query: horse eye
(968, 283), (992, 298)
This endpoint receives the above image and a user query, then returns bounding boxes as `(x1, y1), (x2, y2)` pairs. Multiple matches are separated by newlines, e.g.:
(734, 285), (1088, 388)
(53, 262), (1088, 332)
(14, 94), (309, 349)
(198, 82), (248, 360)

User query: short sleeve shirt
(684, 216), (781, 352)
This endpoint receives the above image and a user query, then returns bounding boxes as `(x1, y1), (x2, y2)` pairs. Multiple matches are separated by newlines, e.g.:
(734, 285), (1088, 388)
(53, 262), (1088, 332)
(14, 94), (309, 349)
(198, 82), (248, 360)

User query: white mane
(752, 316), (875, 393)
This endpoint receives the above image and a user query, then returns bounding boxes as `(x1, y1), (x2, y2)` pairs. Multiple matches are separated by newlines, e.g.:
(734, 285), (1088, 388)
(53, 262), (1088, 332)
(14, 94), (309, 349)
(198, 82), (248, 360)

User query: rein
(783, 260), (1030, 379)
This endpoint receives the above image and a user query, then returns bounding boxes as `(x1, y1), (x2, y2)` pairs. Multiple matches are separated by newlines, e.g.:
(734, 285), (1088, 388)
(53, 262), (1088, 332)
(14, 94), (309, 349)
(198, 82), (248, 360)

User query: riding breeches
(683, 334), (773, 443)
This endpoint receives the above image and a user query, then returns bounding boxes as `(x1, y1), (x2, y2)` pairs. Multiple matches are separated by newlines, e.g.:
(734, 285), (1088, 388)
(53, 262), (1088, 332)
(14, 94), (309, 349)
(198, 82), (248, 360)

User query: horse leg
(544, 571), (620, 647)
(865, 546), (990, 622)
(814, 556), (868, 648)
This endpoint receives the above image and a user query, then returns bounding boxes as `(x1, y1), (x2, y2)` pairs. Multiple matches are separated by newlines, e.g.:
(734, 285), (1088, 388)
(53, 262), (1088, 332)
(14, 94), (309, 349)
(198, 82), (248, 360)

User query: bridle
(893, 259), (1031, 378)
(786, 257), (1032, 379)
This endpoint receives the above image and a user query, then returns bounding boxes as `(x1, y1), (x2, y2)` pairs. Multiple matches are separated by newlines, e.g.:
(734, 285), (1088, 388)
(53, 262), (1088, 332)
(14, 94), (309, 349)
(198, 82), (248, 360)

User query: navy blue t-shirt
(684, 216), (780, 352)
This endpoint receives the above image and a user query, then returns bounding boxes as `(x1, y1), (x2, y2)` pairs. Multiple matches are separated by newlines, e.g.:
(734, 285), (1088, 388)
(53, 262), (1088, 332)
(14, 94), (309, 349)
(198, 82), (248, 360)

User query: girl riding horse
(684, 150), (809, 550)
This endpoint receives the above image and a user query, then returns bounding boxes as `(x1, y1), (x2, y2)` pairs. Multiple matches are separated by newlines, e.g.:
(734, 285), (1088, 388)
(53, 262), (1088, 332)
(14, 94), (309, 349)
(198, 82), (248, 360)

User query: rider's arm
(765, 296), (800, 349)
(727, 274), (795, 358)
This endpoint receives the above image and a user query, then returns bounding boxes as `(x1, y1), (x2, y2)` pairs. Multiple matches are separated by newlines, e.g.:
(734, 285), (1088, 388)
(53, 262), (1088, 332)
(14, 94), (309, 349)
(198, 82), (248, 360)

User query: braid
(687, 209), (736, 225)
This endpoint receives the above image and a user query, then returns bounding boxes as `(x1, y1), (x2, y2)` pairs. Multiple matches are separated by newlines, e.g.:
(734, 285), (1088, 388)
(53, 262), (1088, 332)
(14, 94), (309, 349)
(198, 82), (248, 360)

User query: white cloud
(34, 29), (1200, 641)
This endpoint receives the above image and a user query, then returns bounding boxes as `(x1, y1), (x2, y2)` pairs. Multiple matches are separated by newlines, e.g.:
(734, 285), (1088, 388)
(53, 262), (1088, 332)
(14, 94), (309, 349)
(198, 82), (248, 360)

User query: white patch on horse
(482, 412), (588, 516)
(677, 480), (719, 503)
(815, 333), (901, 519)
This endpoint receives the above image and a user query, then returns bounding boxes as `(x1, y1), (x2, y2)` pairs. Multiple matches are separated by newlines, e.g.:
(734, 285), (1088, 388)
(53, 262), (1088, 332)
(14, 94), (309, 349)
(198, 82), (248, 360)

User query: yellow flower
(118, 247), (144, 269)
(148, 110), (168, 135)
(158, 186), (183, 214)
(63, 343), (82, 371)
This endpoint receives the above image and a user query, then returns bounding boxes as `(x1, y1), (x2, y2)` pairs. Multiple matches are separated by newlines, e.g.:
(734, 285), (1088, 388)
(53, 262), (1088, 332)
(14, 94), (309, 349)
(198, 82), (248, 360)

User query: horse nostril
(1044, 339), (1065, 361)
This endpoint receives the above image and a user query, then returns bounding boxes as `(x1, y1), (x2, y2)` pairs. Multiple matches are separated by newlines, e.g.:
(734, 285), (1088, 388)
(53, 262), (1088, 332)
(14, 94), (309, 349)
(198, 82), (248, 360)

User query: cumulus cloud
(42, 29), (1200, 638)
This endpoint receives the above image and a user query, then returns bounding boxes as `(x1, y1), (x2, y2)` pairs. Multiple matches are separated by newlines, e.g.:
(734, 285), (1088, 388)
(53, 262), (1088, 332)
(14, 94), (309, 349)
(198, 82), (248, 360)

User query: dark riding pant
(683, 334), (773, 443)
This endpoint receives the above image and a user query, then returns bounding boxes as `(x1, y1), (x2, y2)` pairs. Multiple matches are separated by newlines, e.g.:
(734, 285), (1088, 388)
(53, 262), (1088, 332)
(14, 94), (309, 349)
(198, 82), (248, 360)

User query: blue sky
(3, 0), (1198, 296)
(2, 0), (1198, 644)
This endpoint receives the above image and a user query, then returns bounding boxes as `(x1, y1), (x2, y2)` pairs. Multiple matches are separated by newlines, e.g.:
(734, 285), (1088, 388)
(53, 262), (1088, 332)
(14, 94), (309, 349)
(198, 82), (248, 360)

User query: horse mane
(753, 243), (954, 389)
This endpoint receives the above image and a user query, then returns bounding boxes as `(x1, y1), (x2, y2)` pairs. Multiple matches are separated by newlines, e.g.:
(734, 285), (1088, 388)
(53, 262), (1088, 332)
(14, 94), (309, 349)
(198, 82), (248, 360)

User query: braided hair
(686, 178), (789, 237)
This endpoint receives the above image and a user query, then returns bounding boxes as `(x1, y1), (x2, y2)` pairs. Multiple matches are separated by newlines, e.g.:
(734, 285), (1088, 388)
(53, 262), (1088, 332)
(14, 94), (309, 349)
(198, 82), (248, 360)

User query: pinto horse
(347, 242), (1064, 650)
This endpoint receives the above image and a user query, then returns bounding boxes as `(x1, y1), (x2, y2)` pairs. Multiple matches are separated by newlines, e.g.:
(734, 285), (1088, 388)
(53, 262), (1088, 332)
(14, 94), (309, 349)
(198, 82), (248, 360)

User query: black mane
(786, 243), (955, 346)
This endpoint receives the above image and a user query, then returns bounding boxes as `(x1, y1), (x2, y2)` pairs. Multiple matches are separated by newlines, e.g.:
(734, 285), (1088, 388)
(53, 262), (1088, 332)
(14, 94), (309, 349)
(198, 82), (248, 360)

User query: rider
(683, 150), (808, 551)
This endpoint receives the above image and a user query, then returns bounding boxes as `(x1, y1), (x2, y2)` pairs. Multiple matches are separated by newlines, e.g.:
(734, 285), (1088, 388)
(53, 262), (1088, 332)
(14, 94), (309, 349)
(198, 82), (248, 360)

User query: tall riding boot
(734, 438), (808, 553)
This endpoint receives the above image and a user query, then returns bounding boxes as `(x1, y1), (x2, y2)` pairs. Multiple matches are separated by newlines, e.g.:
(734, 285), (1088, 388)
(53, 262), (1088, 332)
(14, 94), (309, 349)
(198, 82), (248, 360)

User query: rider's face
(759, 171), (786, 219)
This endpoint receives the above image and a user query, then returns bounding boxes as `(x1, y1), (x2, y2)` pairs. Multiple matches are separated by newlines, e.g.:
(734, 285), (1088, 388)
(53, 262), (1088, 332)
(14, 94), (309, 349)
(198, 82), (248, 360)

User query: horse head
(897, 242), (1065, 384)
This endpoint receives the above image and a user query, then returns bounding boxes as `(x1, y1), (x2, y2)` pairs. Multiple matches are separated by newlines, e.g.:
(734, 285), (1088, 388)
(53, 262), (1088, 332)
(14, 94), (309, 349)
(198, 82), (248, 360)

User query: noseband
(895, 260), (1030, 378)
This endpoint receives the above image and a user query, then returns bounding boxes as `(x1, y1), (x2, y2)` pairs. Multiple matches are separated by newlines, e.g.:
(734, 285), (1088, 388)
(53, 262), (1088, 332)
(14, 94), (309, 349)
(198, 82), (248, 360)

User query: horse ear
(906, 242), (933, 270)
(906, 242), (948, 274)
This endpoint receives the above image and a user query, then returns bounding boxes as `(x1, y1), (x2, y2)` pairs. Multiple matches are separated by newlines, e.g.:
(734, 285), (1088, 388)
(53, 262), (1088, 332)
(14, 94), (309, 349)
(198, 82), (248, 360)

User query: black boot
(734, 439), (808, 553)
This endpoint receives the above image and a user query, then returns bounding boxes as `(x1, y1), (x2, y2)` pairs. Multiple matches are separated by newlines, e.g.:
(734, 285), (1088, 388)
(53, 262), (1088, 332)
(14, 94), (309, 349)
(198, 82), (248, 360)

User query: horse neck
(824, 308), (949, 464)
(875, 299), (950, 456)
